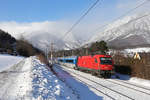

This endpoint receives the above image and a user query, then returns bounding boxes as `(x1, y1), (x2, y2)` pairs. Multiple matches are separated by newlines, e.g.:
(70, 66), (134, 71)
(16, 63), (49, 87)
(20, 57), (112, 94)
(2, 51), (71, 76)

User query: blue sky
(0, 0), (133, 22)
(0, 0), (97, 22)
(0, 0), (149, 40)
(0, 0), (149, 22)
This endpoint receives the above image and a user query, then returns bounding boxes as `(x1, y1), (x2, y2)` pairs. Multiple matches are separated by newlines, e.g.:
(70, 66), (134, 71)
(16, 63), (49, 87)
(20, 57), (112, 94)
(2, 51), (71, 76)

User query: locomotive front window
(100, 57), (112, 65)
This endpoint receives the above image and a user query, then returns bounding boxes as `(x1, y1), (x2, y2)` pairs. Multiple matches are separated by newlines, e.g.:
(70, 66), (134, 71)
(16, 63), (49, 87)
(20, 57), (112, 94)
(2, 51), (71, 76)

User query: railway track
(55, 64), (135, 100)
(71, 76), (116, 100)
(54, 64), (150, 100)
(59, 64), (150, 94)
(109, 79), (150, 91)
(54, 65), (115, 100)
(105, 79), (150, 96)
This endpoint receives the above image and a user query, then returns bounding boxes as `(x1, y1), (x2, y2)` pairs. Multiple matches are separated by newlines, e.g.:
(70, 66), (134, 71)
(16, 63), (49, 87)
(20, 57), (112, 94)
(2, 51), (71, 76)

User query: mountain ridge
(89, 13), (150, 49)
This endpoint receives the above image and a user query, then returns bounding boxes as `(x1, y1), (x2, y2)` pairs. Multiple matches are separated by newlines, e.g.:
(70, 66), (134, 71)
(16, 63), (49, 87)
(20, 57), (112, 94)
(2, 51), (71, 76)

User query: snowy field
(124, 47), (150, 53)
(0, 54), (23, 72)
(109, 47), (150, 57)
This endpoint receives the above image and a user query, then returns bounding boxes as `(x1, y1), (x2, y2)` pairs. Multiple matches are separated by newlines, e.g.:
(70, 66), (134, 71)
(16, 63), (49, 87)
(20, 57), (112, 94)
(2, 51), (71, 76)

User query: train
(57, 54), (114, 78)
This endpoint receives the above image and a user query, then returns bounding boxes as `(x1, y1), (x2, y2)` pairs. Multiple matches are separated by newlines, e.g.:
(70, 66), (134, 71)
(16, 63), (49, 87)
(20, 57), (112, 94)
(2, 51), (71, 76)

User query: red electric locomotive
(75, 55), (114, 78)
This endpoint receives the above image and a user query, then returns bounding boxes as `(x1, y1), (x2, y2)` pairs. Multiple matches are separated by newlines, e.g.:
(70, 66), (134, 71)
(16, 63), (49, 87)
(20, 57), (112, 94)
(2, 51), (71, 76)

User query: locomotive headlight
(105, 66), (108, 69)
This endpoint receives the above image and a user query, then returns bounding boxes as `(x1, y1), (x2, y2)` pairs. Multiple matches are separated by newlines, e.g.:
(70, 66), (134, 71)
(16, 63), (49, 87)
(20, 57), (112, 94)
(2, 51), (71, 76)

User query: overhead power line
(87, 0), (150, 41)
(62, 0), (100, 40)
(83, 13), (150, 47)
(103, 13), (150, 33)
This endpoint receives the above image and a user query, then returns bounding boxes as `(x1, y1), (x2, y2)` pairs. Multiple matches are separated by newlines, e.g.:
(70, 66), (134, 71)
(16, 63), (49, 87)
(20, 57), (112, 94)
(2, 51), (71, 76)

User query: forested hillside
(0, 29), (41, 56)
(0, 29), (16, 54)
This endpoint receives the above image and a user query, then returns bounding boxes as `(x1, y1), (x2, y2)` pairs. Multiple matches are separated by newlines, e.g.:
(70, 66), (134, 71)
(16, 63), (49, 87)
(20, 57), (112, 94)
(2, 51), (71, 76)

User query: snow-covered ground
(109, 47), (150, 55)
(108, 47), (150, 58)
(115, 73), (150, 88)
(0, 57), (31, 100)
(0, 56), (78, 100)
(55, 63), (150, 100)
(124, 47), (150, 53)
(31, 57), (78, 100)
(0, 54), (23, 72)
(1, 55), (150, 100)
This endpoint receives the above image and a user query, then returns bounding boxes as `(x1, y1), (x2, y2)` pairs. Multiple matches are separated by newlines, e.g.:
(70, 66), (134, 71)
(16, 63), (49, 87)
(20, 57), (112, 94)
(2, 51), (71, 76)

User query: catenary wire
(62, 0), (101, 40)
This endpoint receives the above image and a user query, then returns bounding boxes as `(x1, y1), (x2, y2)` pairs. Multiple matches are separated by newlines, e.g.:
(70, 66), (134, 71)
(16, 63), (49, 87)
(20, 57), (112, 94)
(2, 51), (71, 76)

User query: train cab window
(100, 57), (112, 65)
(95, 58), (98, 63)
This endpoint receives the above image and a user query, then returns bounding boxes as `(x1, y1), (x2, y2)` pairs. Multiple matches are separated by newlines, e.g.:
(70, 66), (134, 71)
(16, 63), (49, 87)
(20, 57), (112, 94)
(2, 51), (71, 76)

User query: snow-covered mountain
(89, 13), (150, 49)
(1, 13), (150, 51)
(23, 31), (80, 51)
(26, 13), (150, 51)
(0, 21), (81, 51)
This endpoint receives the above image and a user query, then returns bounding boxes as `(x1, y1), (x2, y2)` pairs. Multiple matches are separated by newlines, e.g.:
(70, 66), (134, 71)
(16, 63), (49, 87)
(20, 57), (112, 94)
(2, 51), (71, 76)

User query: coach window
(95, 58), (98, 63)
(66, 60), (73, 63)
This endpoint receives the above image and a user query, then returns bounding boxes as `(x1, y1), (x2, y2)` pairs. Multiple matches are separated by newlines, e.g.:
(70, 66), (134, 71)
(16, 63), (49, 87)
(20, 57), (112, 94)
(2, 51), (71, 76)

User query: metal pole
(46, 47), (48, 61)
(50, 43), (53, 65)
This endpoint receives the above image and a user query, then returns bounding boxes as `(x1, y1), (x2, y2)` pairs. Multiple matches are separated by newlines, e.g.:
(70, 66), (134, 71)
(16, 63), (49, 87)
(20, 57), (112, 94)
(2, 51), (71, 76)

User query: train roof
(57, 55), (112, 59)
(78, 54), (112, 58)
(57, 56), (77, 59)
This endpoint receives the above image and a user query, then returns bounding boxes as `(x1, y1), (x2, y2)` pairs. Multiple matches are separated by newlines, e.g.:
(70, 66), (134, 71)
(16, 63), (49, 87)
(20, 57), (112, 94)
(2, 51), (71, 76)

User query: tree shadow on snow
(112, 65), (131, 80)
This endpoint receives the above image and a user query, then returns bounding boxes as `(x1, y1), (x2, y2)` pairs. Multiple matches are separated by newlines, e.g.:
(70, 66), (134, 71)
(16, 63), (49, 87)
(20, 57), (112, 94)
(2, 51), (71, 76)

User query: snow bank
(129, 77), (150, 88)
(0, 54), (23, 72)
(31, 57), (78, 100)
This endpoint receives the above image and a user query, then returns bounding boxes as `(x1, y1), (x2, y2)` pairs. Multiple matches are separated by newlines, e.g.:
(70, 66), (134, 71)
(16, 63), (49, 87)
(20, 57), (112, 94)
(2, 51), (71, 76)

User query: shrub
(36, 53), (49, 65)
(113, 53), (150, 80)
(16, 40), (40, 57)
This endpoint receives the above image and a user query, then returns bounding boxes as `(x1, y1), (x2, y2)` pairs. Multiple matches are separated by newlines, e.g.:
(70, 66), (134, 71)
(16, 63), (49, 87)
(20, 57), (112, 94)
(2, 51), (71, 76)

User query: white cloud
(0, 20), (97, 51)
(0, 21), (74, 51)
(117, 0), (139, 9)
(0, 21), (70, 39)
(116, 0), (150, 13)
